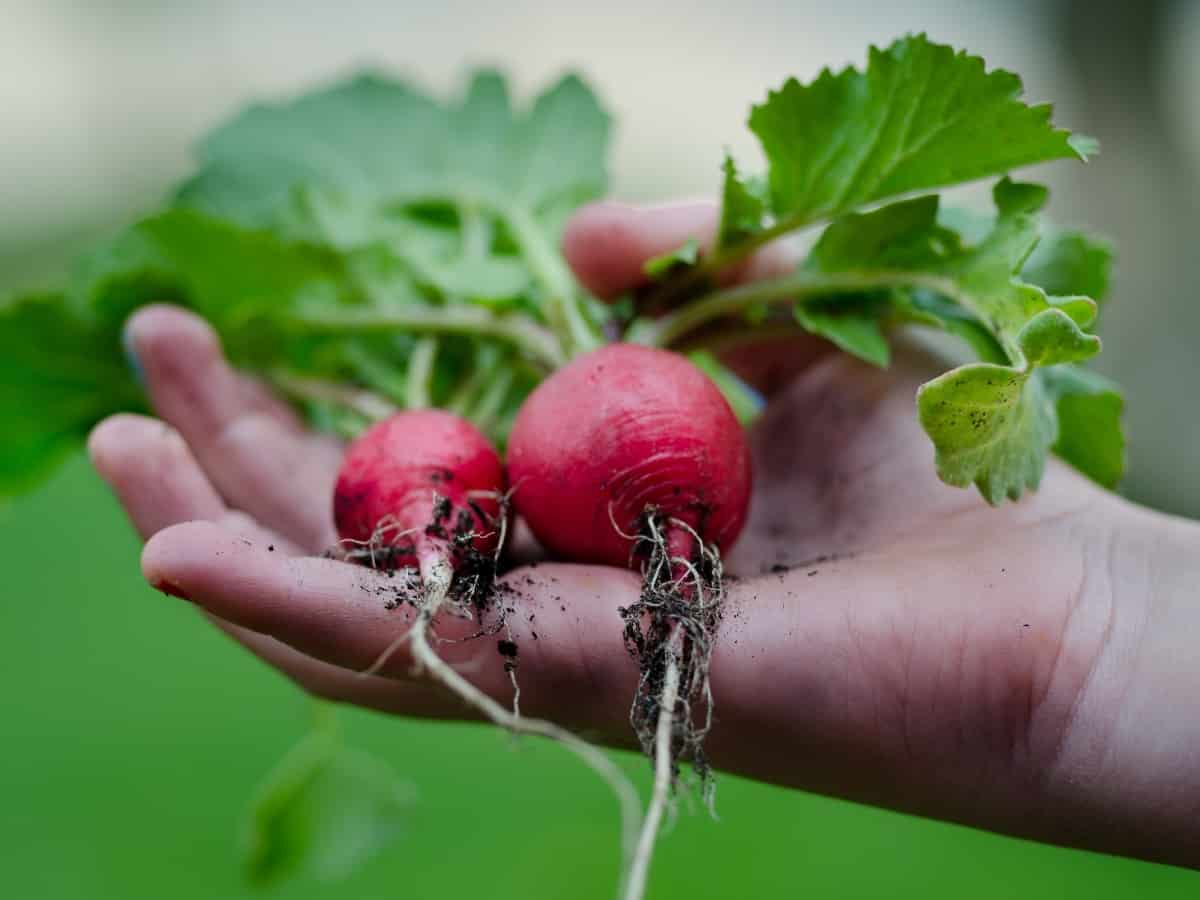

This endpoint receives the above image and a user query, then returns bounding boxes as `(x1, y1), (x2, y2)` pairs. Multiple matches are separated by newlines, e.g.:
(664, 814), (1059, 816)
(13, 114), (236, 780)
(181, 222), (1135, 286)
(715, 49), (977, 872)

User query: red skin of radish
(507, 344), (752, 568)
(333, 410), (504, 573)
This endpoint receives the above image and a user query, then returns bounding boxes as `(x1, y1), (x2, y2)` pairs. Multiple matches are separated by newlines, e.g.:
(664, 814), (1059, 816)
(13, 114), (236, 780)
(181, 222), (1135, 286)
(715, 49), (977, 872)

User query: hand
(88, 201), (1200, 870)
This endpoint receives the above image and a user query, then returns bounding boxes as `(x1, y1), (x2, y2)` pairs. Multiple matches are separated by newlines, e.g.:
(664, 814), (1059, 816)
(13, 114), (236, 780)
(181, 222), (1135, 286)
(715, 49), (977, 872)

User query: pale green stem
(503, 203), (600, 356)
(446, 344), (504, 416)
(460, 204), (492, 259)
(470, 367), (515, 434)
(269, 370), (397, 421)
(405, 337), (438, 409)
(342, 344), (410, 406)
(632, 269), (985, 350)
(291, 305), (566, 370)
(309, 700), (341, 737)
(642, 212), (812, 310)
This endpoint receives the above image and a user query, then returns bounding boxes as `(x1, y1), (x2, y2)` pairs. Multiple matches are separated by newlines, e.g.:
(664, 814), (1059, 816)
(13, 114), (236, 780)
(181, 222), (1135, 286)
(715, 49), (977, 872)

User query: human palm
(90, 201), (1200, 869)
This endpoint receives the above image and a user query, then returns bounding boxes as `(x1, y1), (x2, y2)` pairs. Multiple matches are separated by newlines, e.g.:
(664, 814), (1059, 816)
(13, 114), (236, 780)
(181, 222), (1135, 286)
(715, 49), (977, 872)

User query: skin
(88, 200), (1200, 871)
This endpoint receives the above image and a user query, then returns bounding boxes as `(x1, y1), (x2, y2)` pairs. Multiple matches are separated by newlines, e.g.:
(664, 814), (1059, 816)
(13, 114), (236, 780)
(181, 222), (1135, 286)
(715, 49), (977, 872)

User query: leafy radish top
(1, 34), (1122, 505)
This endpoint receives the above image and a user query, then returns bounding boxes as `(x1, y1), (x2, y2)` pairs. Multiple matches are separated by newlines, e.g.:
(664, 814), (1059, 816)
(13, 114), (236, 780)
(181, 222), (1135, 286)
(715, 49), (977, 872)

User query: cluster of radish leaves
(0, 33), (1124, 885)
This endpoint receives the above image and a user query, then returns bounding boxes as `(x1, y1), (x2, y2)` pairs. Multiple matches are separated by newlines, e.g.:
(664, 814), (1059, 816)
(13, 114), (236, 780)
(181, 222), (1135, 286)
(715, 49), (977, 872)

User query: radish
(334, 409), (505, 580)
(507, 344), (753, 900)
(333, 409), (641, 886)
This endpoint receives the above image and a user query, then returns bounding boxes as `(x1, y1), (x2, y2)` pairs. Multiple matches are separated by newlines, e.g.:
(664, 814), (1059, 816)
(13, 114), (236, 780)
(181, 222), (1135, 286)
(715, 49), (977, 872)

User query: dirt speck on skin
(268, 544), (275, 552)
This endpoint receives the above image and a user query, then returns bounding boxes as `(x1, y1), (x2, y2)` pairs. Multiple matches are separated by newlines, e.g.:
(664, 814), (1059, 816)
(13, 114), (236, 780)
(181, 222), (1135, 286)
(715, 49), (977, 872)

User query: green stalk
(470, 367), (515, 434)
(342, 344), (410, 406)
(269, 370), (397, 421)
(447, 344), (503, 416)
(502, 203), (600, 357)
(642, 212), (811, 310)
(631, 269), (977, 350)
(405, 337), (438, 409)
(290, 305), (566, 370)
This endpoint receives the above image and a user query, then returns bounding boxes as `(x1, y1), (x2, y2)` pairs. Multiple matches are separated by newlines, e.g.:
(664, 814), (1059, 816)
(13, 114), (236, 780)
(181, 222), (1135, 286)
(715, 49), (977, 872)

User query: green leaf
(0, 293), (142, 496)
(243, 729), (414, 887)
(917, 362), (1056, 503)
(715, 154), (765, 250)
(687, 350), (763, 426)
(175, 68), (609, 356)
(1040, 365), (1125, 488)
(806, 194), (956, 272)
(644, 238), (701, 279)
(1015, 308), (1102, 366)
(178, 70), (610, 230)
(794, 302), (890, 367)
(895, 290), (1008, 364)
(1021, 228), (1114, 304)
(802, 180), (1106, 502)
(940, 209), (1113, 306)
(513, 73), (610, 213)
(177, 74), (448, 226)
(748, 34), (1093, 228)
(76, 209), (349, 331)
(939, 180), (1100, 365)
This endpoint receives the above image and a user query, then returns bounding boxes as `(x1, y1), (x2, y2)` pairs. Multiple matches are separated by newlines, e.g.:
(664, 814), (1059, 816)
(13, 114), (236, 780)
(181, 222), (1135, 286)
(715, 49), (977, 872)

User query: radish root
(619, 511), (725, 900)
(624, 626), (683, 900)
(349, 499), (644, 898)
(407, 554), (642, 897)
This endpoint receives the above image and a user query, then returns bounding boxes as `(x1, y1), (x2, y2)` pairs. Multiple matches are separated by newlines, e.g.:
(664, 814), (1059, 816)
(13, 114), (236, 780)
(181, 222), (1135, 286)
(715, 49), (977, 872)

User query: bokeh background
(3, 1), (1199, 897)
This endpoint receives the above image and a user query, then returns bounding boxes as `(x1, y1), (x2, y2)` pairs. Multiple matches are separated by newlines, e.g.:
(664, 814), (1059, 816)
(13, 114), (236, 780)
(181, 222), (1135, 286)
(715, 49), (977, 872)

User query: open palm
(89, 201), (1200, 870)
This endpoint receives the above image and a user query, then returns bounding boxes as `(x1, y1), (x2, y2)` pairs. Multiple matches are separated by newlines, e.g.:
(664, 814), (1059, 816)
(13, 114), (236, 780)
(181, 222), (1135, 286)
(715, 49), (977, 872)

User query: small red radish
(507, 343), (751, 569)
(506, 343), (753, 900)
(334, 409), (504, 580)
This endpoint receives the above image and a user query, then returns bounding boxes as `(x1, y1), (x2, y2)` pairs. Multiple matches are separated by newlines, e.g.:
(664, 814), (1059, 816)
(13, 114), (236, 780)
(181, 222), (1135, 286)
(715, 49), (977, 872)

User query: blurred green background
(3, 0), (1200, 897)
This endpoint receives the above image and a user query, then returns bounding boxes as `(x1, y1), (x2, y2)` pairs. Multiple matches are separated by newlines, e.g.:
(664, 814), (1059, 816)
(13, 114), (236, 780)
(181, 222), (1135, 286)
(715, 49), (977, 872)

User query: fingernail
(121, 321), (145, 387)
(151, 578), (192, 603)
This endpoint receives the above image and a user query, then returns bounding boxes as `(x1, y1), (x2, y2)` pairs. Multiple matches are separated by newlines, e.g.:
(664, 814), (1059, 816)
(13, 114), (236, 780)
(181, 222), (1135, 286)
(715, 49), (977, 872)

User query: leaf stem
(396, 552), (643, 898)
(405, 337), (438, 409)
(503, 203), (600, 356)
(268, 370), (397, 421)
(632, 268), (971, 348)
(469, 366), (515, 434)
(290, 305), (566, 370)
(644, 212), (810, 310)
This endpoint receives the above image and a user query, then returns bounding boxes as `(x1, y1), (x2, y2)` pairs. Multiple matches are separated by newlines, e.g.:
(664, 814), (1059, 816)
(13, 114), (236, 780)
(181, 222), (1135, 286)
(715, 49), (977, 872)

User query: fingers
(562, 199), (801, 300)
(138, 509), (1098, 830)
(140, 521), (643, 735)
(563, 201), (717, 299)
(213, 620), (453, 720)
(562, 201), (824, 394)
(124, 305), (342, 552)
(88, 412), (302, 553)
(89, 414), (225, 538)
